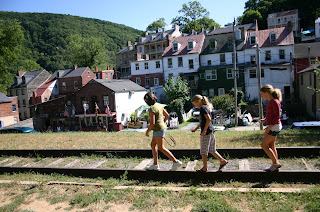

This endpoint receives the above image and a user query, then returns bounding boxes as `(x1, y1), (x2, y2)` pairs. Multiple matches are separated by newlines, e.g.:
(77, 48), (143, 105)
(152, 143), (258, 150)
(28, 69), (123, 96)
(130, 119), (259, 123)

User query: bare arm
(201, 113), (211, 136)
(163, 109), (169, 123)
(146, 111), (155, 137)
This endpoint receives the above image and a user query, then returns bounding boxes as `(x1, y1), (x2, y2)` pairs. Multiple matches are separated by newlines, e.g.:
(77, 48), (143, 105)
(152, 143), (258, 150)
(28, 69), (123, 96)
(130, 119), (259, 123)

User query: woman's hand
(191, 128), (197, 133)
(201, 130), (207, 136)
(264, 126), (271, 135)
(259, 118), (266, 124)
(145, 130), (149, 137)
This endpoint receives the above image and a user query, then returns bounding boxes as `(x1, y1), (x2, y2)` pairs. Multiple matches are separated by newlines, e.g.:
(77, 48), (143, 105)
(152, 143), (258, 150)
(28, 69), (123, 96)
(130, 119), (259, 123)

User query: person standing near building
(144, 92), (182, 171)
(259, 84), (283, 172)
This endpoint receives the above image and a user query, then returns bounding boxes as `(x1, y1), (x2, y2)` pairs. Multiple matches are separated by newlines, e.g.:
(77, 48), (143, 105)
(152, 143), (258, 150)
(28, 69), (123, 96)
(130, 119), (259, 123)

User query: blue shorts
(268, 130), (280, 136)
(153, 129), (166, 138)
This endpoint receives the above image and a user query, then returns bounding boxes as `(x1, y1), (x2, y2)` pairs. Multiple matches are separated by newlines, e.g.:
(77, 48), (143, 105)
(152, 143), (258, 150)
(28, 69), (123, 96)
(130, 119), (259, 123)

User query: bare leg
(211, 152), (227, 164)
(261, 134), (278, 164)
(269, 137), (278, 162)
(151, 137), (158, 165)
(201, 154), (208, 170)
(155, 137), (177, 162)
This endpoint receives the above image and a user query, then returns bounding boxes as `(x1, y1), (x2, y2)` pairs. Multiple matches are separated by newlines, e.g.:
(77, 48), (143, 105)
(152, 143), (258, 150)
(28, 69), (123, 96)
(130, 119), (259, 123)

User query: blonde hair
(192, 94), (213, 112)
(260, 84), (282, 102)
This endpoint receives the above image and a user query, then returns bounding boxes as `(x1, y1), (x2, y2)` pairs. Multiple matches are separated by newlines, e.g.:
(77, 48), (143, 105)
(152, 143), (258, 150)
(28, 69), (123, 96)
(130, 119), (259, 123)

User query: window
(87, 71), (90, 77)
(209, 89), (215, 97)
(18, 100), (20, 107)
(250, 35), (256, 45)
(168, 58), (172, 68)
(145, 77), (150, 87)
(200, 73), (205, 79)
(300, 75), (303, 85)
(103, 96), (109, 106)
(178, 57), (183, 67)
(156, 61), (160, 68)
(135, 63), (139, 70)
(205, 70), (217, 80)
(218, 88), (225, 96)
(278, 18), (280, 24)
(228, 37), (233, 47)
(188, 40), (194, 50)
(144, 62), (148, 70)
(136, 78), (141, 85)
(188, 59), (194, 69)
(44, 98), (48, 102)
(168, 73), (173, 79)
(157, 45), (161, 50)
(154, 78), (159, 86)
(139, 47), (142, 52)
(227, 68), (234, 79)
(173, 42), (178, 51)
(265, 50), (271, 61)
(12, 104), (17, 112)
(250, 55), (256, 65)
(209, 39), (217, 49)
(23, 99), (26, 107)
(62, 82), (66, 90)
(220, 54), (226, 64)
(14, 117), (18, 124)
(270, 32), (277, 42)
(279, 49), (285, 59)
(21, 89), (25, 95)
(16, 89), (19, 96)
(250, 70), (256, 78)
(202, 90), (208, 96)
(207, 60), (212, 66)
(261, 69), (265, 78)
(74, 81), (78, 89)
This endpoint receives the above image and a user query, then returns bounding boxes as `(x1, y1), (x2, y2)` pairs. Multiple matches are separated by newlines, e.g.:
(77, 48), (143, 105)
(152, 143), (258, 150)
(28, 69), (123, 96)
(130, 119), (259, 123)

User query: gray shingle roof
(11, 69), (46, 88)
(51, 67), (90, 78)
(93, 79), (147, 92)
(0, 92), (11, 103)
(294, 42), (320, 59)
(208, 23), (256, 35)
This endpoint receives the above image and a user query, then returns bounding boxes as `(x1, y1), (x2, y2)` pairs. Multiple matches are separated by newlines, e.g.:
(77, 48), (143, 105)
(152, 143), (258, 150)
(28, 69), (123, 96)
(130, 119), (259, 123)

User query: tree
(238, 10), (263, 25)
(66, 34), (105, 69)
(210, 95), (235, 115)
(0, 19), (24, 92)
(164, 76), (190, 123)
(171, 1), (219, 33)
(146, 18), (166, 33)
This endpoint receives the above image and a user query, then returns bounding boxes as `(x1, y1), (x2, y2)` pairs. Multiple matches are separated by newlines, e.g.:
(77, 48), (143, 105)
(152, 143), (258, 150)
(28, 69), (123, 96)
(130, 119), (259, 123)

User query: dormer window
(270, 32), (277, 43)
(173, 42), (179, 52)
(57, 72), (60, 78)
(209, 39), (217, 49)
(228, 37), (233, 47)
(22, 76), (25, 84)
(187, 40), (194, 50)
(149, 35), (153, 41)
(250, 35), (256, 45)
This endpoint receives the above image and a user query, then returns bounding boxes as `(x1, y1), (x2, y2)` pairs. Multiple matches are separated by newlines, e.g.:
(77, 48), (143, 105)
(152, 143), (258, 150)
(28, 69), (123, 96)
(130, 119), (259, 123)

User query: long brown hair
(144, 92), (157, 106)
(260, 84), (282, 102)
(192, 94), (213, 112)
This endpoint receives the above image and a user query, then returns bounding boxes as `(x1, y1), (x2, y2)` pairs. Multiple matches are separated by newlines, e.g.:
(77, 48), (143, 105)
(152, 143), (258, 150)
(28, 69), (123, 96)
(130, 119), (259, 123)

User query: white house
(243, 27), (295, 100)
(267, 9), (299, 37)
(315, 17), (320, 41)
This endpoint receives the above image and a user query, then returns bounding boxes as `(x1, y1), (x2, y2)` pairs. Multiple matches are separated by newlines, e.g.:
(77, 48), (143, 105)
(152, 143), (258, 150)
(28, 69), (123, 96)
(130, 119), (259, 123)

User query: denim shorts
(267, 124), (282, 136)
(153, 129), (166, 138)
(268, 130), (280, 136)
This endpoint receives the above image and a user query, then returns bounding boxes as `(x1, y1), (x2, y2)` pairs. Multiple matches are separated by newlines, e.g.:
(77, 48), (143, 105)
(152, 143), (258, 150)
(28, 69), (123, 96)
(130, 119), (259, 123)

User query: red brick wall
(74, 82), (115, 114)
(0, 97), (19, 121)
(131, 73), (164, 88)
(81, 68), (96, 86)
(59, 77), (82, 95)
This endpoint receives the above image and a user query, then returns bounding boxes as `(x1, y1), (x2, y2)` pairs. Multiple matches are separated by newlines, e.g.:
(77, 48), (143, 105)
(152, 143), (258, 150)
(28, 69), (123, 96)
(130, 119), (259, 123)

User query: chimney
(201, 28), (205, 32)
(127, 41), (132, 46)
(145, 31), (149, 36)
(134, 42), (137, 45)
(162, 27), (166, 32)
(73, 64), (78, 69)
(174, 24), (179, 31)
(112, 66), (115, 70)
(107, 65), (109, 70)
(167, 34), (173, 44)
(18, 70), (25, 76)
(211, 25), (216, 31)
(254, 19), (259, 31)
(95, 67), (98, 72)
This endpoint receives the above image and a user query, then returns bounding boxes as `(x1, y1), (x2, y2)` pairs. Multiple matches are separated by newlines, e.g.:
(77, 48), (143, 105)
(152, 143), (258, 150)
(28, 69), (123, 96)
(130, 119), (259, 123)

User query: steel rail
(0, 166), (319, 183)
(0, 147), (319, 158)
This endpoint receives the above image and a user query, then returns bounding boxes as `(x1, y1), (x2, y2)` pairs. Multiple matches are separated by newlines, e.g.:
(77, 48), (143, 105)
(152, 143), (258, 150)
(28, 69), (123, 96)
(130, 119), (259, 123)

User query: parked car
(0, 127), (38, 134)
(192, 108), (200, 121)
(290, 121), (320, 129)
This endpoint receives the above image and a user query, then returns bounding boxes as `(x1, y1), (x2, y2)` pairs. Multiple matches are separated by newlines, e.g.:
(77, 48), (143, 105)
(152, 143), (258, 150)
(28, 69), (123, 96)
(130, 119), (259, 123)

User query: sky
(0, 0), (248, 31)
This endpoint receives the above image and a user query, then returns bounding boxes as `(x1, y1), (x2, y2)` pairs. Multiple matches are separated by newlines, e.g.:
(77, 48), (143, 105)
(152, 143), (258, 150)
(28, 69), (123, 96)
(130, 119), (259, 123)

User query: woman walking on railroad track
(144, 92), (182, 171)
(259, 84), (283, 172)
(191, 95), (228, 172)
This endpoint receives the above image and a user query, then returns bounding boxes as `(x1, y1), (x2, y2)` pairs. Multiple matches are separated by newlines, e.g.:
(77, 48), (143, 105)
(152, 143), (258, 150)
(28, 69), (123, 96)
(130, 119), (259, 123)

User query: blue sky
(0, 0), (248, 30)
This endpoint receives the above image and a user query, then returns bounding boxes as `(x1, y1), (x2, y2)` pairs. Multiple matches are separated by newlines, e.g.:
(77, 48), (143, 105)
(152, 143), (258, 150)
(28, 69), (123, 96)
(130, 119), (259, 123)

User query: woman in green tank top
(144, 92), (182, 171)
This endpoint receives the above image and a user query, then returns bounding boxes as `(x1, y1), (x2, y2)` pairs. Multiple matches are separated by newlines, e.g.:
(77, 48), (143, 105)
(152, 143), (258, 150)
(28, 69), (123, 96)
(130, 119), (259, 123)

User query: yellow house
(298, 64), (320, 118)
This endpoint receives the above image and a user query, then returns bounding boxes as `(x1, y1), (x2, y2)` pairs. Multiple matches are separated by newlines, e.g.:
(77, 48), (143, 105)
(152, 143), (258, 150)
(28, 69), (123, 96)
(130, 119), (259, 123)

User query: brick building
(0, 92), (19, 127)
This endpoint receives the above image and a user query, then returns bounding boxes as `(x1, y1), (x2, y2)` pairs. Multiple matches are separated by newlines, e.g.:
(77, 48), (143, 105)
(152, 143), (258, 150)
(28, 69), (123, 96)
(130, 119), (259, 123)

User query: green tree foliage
(210, 95), (235, 115)
(0, 12), (142, 72)
(171, 1), (220, 33)
(146, 18), (166, 33)
(240, 0), (320, 30)
(237, 10), (263, 26)
(164, 76), (190, 123)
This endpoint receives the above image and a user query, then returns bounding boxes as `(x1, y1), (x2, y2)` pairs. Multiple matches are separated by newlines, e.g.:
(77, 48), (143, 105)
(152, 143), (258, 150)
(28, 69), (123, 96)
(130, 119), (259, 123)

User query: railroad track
(0, 147), (319, 183)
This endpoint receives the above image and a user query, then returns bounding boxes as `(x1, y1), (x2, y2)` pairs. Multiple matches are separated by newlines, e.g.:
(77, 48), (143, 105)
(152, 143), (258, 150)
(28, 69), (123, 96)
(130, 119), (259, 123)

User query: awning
(302, 29), (315, 35)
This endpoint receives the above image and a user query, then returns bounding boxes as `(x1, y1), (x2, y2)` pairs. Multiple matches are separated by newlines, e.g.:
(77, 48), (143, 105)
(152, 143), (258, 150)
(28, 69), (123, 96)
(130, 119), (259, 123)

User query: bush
(211, 95), (235, 115)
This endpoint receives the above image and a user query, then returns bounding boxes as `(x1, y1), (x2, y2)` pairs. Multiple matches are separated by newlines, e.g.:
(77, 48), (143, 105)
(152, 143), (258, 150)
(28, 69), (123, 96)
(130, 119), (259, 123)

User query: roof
(11, 69), (46, 88)
(267, 9), (298, 19)
(244, 27), (294, 49)
(138, 28), (175, 45)
(0, 92), (11, 103)
(92, 79), (147, 92)
(294, 42), (320, 59)
(207, 23), (256, 35)
(298, 64), (320, 74)
(34, 78), (56, 96)
(162, 34), (205, 57)
(51, 67), (90, 78)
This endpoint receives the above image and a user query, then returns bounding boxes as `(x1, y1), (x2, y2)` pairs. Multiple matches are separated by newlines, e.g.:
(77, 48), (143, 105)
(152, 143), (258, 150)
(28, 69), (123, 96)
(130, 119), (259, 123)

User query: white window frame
(154, 78), (159, 87)
(144, 62), (148, 70)
(227, 68), (234, 79)
(218, 88), (225, 96)
(279, 49), (285, 59)
(87, 71), (90, 77)
(187, 40), (194, 50)
(135, 63), (139, 70)
(270, 32), (277, 42)
(136, 78), (141, 85)
(265, 50), (271, 61)
(205, 70), (217, 80)
(145, 77), (150, 87)
(220, 54), (226, 64)
(156, 61), (160, 68)
(250, 35), (256, 45)
(173, 42), (178, 51)
(12, 104), (17, 112)
(188, 59), (194, 69)
(249, 69), (256, 78)
(103, 96), (109, 106)
(207, 60), (212, 66)
(62, 82), (66, 90)
(168, 58), (173, 68)
(209, 89), (215, 97)
(178, 57), (183, 67)
(250, 55), (256, 65)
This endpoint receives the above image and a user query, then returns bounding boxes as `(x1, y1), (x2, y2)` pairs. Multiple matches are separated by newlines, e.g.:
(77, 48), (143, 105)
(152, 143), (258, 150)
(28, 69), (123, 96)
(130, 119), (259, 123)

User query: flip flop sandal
(218, 161), (228, 171)
(196, 168), (207, 172)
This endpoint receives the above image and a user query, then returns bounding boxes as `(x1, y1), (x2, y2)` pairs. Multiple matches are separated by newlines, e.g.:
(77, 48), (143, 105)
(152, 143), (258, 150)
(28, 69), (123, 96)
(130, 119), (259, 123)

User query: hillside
(0, 11), (141, 72)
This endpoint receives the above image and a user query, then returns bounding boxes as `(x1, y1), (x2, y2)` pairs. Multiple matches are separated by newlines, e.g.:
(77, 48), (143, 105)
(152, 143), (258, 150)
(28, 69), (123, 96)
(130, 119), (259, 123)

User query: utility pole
(256, 43), (263, 130)
(233, 18), (238, 126)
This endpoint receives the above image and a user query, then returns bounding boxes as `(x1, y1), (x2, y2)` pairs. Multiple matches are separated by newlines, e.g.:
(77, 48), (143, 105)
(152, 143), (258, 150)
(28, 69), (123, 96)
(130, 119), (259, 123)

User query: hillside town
(1, 9), (320, 132)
